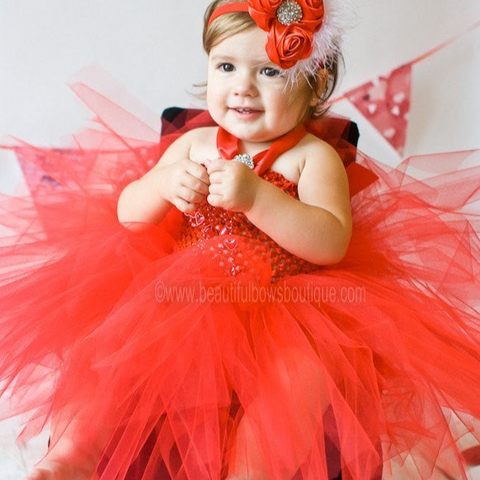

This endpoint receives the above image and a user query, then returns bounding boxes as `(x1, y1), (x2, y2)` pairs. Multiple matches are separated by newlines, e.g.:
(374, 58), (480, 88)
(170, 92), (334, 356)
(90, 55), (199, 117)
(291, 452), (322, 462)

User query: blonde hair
(202, 0), (343, 119)
(203, 0), (256, 54)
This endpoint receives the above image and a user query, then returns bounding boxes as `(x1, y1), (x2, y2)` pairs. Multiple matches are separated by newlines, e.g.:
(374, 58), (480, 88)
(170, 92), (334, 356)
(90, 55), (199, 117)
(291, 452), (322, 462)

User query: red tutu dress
(1, 75), (480, 480)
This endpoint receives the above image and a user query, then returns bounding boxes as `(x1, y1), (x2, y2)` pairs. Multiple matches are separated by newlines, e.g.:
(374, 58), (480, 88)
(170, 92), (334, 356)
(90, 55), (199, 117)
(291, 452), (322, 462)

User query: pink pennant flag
(345, 64), (413, 156)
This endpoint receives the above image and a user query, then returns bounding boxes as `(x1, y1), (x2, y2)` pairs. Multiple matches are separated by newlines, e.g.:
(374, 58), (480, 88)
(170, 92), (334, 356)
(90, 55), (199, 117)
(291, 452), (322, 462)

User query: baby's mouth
(230, 107), (263, 117)
(234, 108), (260, 113)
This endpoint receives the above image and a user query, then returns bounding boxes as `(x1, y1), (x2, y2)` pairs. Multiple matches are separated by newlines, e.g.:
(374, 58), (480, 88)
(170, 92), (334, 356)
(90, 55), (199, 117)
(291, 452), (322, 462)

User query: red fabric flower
(300, 0), (324, 32)
(248, 0), (324, 69)
(268, 25), (314, 69)
(248, 0), (284, 30)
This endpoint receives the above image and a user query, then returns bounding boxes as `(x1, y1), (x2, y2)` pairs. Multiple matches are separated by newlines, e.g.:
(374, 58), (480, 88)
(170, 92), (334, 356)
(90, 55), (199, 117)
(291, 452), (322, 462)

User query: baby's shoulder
(298, 133), (345, 172)
(159, 126), (218, 165)
(293, 133), (346, 187)
(300, 133), (340, 160)
(295, 133), (350, 202)
(181, 126), (217, 143)
(167, 125), (216, 148)
(185, 126), (219, 162)
(269, 132), (340, 184)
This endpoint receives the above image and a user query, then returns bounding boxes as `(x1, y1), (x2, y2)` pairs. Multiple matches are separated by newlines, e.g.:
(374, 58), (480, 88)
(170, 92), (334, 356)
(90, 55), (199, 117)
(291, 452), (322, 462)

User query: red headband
(207, 0), (325, 70)
(208, 2), (249, 27)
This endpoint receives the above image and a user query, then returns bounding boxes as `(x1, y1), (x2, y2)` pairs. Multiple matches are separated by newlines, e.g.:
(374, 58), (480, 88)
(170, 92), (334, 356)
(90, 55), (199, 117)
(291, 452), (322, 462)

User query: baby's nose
(234, 72), (258, 96)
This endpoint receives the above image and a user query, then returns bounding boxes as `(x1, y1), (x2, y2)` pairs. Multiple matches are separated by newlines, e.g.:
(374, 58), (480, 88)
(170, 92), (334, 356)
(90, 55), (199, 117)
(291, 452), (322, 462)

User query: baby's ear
(310, 68), (329, 107)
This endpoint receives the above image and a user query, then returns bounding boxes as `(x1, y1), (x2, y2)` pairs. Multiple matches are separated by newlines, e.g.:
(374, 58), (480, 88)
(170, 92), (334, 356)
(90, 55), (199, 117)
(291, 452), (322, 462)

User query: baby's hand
(206, 159), (261, 212)
(158, 159), (210, 213)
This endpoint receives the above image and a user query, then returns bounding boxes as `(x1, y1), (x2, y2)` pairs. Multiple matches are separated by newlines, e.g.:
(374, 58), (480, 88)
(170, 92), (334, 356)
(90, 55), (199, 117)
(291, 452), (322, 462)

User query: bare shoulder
(182, 125), (217, 144)
(165, 126), (217, 151)
(300, 133), (344, 170)
(297, 133), (350, 206)
(188, 126), (218, 162)
(298, 133), (347, 184)
(155, 126), (218, 167)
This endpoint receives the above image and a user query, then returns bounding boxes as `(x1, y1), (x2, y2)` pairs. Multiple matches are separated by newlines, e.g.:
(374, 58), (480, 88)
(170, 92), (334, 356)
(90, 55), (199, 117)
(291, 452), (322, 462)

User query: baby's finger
(206, 158), (228, 175)
(208, 171), (227, 187)
(207, 193), (224, 208)
(178, 185), (206, 205)
(187, 161), (210, 185)
(184, 173), (210, 195)
(207, 182), (224, 196)
(174, 197), (198, 213)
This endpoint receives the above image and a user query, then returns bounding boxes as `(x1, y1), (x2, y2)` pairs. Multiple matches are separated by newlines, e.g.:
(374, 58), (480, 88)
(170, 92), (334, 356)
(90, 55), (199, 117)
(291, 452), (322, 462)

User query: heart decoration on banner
(345, 64), (412, 156)
(338, 18), (480, 158)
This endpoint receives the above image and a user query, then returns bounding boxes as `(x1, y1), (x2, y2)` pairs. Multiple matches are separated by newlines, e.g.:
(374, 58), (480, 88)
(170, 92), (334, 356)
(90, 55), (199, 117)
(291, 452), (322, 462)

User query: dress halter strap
(216, 124), (308, 176)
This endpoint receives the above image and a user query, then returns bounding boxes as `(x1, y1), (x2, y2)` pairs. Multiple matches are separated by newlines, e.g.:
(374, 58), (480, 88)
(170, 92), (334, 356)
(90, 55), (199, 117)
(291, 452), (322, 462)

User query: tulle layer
(1, 69), (480, 480)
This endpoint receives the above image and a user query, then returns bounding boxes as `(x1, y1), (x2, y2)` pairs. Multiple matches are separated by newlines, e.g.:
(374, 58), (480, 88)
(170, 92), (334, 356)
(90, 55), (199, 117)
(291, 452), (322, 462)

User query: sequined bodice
(177, 169), (319, 282)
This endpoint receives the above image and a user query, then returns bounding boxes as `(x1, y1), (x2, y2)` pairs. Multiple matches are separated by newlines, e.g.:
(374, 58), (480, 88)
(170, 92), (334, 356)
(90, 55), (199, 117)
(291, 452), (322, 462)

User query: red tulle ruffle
(1, 67), (480, 480)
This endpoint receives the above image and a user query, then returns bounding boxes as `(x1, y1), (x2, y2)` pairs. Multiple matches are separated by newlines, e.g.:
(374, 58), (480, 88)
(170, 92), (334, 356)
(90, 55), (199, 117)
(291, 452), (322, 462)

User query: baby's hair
(203, 0), (256, 54)
(202, 0), (343, 119)
(309, 51), (343, 118)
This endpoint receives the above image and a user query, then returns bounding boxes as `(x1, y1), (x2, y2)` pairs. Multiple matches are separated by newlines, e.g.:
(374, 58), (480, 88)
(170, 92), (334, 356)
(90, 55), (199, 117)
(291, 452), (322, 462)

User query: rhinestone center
(233, 154), (255, 169)
(276, 1), (303, 26)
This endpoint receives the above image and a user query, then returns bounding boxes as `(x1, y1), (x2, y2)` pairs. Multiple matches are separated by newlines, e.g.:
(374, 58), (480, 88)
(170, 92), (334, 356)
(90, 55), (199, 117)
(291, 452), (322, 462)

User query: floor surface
(1, 416), (479, 479)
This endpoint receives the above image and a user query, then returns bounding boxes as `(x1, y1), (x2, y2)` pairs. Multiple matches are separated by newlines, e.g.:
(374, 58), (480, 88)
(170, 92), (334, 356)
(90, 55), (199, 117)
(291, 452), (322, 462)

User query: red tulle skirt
(1, 69), (480, 480)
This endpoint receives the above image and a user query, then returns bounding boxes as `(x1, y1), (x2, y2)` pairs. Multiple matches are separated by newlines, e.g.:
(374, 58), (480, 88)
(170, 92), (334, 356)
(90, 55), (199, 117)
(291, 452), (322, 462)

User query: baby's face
(206, 26), (315, 146)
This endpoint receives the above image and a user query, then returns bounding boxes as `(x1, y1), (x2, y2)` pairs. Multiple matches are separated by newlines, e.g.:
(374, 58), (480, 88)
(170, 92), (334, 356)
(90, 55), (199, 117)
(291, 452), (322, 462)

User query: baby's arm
(246, 140), (351, 265)
(117, 129), (210, 226)
(207, 138), (351, 265)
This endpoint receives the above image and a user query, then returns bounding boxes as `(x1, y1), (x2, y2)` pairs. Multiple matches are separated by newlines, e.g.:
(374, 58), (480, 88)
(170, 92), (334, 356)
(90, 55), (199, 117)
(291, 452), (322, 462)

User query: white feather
(285, 0), (353, 84)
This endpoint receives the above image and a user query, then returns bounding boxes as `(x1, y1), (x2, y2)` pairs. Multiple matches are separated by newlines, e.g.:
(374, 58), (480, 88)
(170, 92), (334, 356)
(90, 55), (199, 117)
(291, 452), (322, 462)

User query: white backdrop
(1, 0), (479, 161)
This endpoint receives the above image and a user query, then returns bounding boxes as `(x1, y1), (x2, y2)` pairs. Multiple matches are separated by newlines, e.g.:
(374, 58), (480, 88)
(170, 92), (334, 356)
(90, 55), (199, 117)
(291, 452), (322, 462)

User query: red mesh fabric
(0, 69), (480, 480)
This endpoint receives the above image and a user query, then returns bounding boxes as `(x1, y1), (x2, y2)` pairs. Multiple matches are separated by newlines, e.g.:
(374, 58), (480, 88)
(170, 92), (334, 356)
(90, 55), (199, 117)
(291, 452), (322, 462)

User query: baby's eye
(219, 63), (235, 72)
(261, 67), (283, 78)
